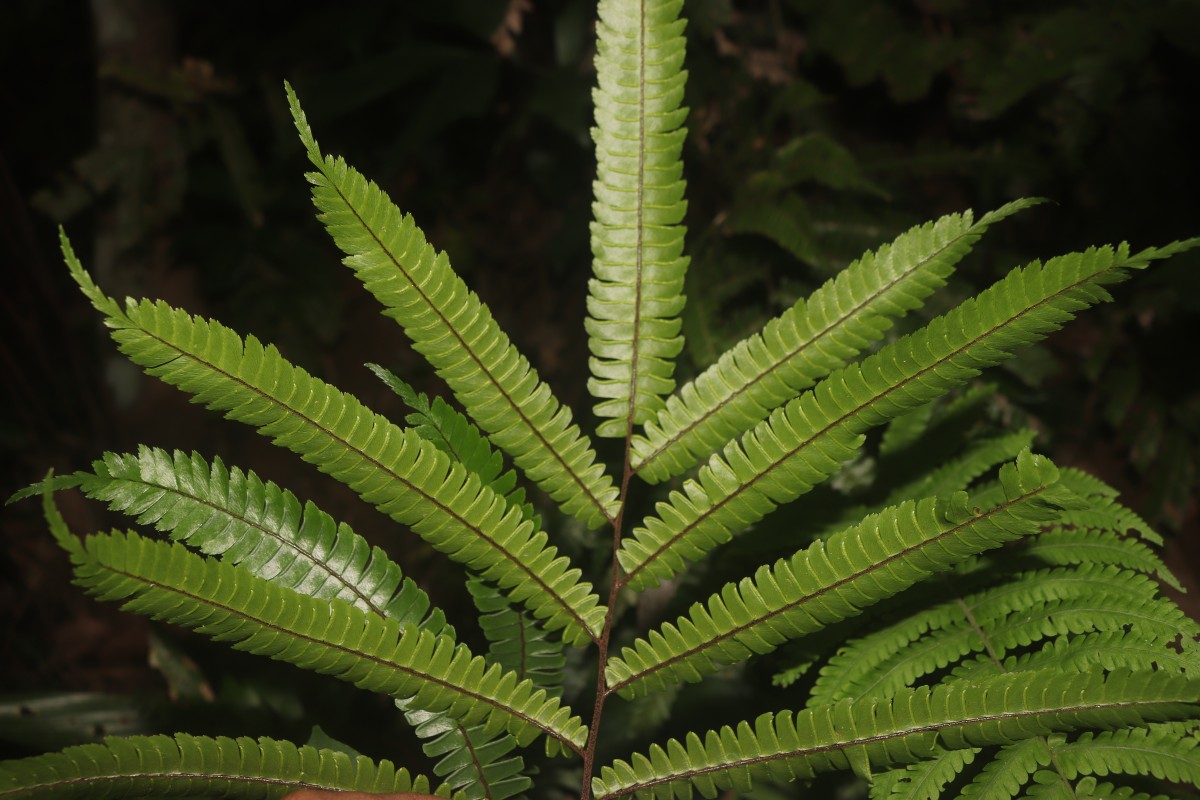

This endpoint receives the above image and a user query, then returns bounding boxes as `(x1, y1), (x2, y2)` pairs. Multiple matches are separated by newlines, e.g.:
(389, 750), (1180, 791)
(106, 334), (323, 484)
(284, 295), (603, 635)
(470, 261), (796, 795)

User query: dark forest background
(2, 0), (1199, 765)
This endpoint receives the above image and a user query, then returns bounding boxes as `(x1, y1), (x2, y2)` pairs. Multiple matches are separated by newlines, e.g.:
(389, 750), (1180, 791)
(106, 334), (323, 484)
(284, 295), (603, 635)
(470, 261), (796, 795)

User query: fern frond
(951, 630), (1200, 682)
(58, 527), (587, 755)
(286, 86), (620, 530)
(958, 735), (1046, 800)
(617, 239), (1198, 590)
(869, 747), (978, 800)
(392, 579), (566, 800)
(810, 564), (1186, 705)
(398, 700), (531, 800)
(1033, 726), (1200, 787)
(586, 0), (689, 437)
(631, 199), (1040, 482)
(882, 429), (1036, 505)
(1056, 468), (1162, 544)
(1002, 527), (1182, 590)
(44, 446), (449, 632)
(60, 233), (604, 646)
(0, 733), (446, 800)
(592, 670), (1200, 800)
(836, 592), (1198, 703)
(369, 365), (539, 528)
(606, 452), (1071, 697)
(469, 578), (566, 693)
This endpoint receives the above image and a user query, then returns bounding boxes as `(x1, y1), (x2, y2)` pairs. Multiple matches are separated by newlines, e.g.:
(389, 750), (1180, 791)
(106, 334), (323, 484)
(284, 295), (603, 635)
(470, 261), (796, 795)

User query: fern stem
(581, 304), (648, 799)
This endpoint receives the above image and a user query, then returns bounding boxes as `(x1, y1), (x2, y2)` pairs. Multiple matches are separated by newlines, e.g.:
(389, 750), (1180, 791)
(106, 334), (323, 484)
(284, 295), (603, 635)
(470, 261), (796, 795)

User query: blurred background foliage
(2, 0), (1198, 772)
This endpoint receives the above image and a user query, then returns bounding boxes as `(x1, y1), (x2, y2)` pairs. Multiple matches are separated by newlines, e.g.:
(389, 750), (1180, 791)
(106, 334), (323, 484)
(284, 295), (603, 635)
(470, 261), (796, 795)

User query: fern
(6, 1), (1200, 799)
(0, 733), (449, 800)
(592, 670), (1200, 800)
(587, 0), (690, 437)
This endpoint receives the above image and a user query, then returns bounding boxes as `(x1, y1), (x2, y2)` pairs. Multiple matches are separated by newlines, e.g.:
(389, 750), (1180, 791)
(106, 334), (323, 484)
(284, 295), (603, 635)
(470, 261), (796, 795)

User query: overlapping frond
(61, 234), (604, 646)
(811, 565), (1199, 705)
(951, 630), (1200, 682)
(617, 239), (1199, 590)
(469, 578), (566, 693)
(392, 579), (567, 800)
(592, 670), (1200, 800)
(0, 733), (446, 800)
(1033, 727), (1200, 789)
(37, 446), (449, 632)
(998, 527), (1181, 590)
(286, 86), (619, 530)
(586, 0), (690, 436)
(606, 453), (1072, 697)
(54, 524), (587, 755)
(399, 700), (531, 800)
(882, 429), (1036, 506)
(1056, 468), (1163, 544)
(631, 199), (1040, 482)
(869, 747), (978, 800)
(369, 365), (539, 528)
(958, 736), (1046, 799)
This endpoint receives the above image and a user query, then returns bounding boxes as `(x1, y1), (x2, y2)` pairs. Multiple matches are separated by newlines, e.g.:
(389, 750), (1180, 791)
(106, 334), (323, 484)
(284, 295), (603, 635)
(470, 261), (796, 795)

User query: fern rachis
(4, 2), (1200, 800)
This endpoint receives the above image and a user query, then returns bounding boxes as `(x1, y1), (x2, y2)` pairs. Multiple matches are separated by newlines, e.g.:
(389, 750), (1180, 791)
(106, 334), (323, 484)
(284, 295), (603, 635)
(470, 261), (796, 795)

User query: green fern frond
(60, 234), (604, 646)
(1033, 726), (1200, 788)
(0, 732), (447, 800)
(810, 564), (1187, 704)
(586, 0), (690, 437)
(882, 429), (1036, 505)
(57, 526), (587, 755)
(606, 452), (1071, 697)
(592, 670), (1200, 800)
(1001, 527), (1182, 590)
(631, 199), (1040, 483)
(958, 736), (1046, 800)
(399, 700), (531, 800)
(951, 630), (1200, 682)
(878, 402), (937, 458)
(617, 239), (1198, 590)
(391, 579), (567, 800)
(869, 747), (978, 800)
(1056, 468), (1162, 544)
(285, 86), (620, 530)
(835, 592), (1199, 703)
(469, 578), (566, 693)
(42, 446), (450, 632)
(369, 365), (540, 528)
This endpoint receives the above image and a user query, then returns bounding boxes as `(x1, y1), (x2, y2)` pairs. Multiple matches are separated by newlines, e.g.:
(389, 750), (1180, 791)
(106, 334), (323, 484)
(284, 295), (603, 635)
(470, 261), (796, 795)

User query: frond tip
(285, 82), (620, 530)
(587, 0), (691, 436)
